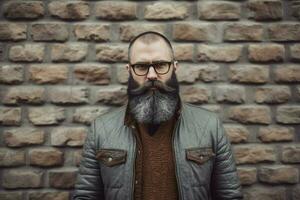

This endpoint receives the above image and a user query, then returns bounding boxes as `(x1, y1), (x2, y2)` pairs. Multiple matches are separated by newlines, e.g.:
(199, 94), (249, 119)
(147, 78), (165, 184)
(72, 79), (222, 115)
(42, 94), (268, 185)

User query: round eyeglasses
(130, 61), (173, 76)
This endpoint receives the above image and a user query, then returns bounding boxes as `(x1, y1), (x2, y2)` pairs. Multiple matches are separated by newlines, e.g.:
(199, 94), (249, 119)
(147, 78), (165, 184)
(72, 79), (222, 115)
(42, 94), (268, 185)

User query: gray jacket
(73, 102), (243, 200)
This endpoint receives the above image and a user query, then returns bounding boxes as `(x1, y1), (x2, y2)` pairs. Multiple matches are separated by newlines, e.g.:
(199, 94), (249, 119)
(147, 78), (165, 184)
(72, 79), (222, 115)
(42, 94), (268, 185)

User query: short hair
(128, 31), (175, 63)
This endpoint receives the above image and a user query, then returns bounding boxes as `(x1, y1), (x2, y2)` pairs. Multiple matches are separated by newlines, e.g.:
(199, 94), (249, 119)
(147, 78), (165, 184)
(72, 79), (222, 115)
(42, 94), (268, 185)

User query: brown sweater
(133, 115), (179, 200)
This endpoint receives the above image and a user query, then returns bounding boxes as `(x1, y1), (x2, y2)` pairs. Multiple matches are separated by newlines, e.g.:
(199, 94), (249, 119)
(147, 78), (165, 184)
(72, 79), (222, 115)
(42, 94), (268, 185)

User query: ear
(173, 60), (179, 71)
(126, 64), (130, 72)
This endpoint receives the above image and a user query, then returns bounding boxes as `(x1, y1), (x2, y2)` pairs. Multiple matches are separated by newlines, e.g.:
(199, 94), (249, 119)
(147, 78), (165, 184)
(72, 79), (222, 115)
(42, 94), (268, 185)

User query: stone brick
(73, 149), (83, 166)
(276, 106), (300, 124)
(31, 23), (68, 42)
(290, 44), (300, 61)
(9, 44), (44, 62)
(95, 44), (128, 62)
(0, 192), (22, 200)
(3, 127), (44, 147)
(258, 166), (299, 184)
(0, 65), (23, 84)
(48, 86), (88, 105)
(224, 125), (249, 143)
(3, 1), (44, 19)
(177, 65), (210, 83)
(0, 107), (21, 126)
(234, 145), (276, 164)
(297, 86), (300, 101)
(117, 65), (129, 84)
(176, 65), (201, 84)
(229, 65), (269, 84)
(174, 44), (193, 61)
(0, 148), (25, 167)
(74, 24), (110, 42)
(215, 85), (245, 103)
(51, 43), (88, 62)
(293, 185), (300, 200)
(95, 86), (127, 106)
(274, 65), (300, 83)
(197, 44), (242, 62)
(48, 1), (89, 20)
(28, 107), (65, 125)
(180, 85), (210, 104)
(255, 86), (291, 104)
(73, 106), (110, 125)
(29, 64), (68, 84)
(282, 145), (300, 163)
(2, 169), (43, 189)
(247, 0), (283, 21)
(51, 127), (87, 147)
(29, 148), (63, 167)
(268, 23), (300, 42)
(292, 1), (300, 20)
(28, 191), (69, 200)
(258, 126), (294, 143)
(74, 64), (110, 85)
(198, 1), (241, 20)
(49, 169), (77, 189)
(237, 167), (257, 185)
(173, 23), (217, 42)
(95, 1), (137, 21)
(228, 105), (271, 124)
(224, 23), (263, 41)
(144, 2), (188, 20)
(243, 186), (286, 200)
(2, 86), (45, 105)
(0, 23), (26, 41)
(119, 23), (166, 42)
(248, 44), (284, 63)
(0, 44), (4, 61)
(198, 64), (220, 82)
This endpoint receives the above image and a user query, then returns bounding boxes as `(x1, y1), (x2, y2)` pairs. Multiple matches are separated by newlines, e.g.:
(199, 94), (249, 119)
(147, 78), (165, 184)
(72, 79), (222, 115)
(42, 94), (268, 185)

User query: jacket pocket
(186, 147), (215, 165)
(96, 149), (127, 167)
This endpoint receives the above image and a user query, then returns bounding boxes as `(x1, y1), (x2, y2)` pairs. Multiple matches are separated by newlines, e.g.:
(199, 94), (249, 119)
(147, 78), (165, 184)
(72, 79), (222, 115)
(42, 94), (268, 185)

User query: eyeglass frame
(129, 60), (176, 76)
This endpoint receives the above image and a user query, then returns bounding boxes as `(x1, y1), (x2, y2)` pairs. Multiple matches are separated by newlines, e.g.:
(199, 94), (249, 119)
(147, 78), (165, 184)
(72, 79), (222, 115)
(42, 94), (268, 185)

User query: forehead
(130, 39), (172, 64)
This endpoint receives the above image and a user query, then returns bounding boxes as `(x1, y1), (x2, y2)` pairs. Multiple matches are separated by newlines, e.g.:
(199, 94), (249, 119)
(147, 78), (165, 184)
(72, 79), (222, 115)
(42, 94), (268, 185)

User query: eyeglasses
(130, 61), (173, 76)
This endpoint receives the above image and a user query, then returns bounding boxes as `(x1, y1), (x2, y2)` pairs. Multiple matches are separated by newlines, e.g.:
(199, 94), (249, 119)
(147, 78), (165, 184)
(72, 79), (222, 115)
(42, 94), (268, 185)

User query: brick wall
(0, 0), (299, 199)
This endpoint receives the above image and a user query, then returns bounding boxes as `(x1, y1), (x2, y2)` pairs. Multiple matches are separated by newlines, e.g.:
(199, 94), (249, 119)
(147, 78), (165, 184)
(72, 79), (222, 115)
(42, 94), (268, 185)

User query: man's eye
(154, 63), (167, 69)
(135, 64), (148, 70)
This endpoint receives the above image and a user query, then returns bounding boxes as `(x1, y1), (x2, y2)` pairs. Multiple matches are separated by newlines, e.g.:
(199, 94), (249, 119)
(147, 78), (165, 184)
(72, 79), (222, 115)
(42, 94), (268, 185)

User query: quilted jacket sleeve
(211, 116), (243, 200)
(72, 119), (105, 200)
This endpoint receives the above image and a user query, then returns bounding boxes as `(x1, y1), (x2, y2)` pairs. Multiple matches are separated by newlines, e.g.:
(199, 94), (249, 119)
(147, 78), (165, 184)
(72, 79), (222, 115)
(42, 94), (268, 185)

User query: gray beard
(129, 90), (178, 125)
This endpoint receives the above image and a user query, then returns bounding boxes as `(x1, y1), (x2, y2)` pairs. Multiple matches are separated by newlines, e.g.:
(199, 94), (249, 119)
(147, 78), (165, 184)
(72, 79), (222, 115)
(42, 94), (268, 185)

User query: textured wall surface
(0, 0), (300, 199)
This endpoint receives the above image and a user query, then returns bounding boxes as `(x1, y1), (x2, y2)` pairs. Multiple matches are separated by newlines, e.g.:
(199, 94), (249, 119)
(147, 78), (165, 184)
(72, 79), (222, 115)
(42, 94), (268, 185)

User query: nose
(146, 66), (158, 80)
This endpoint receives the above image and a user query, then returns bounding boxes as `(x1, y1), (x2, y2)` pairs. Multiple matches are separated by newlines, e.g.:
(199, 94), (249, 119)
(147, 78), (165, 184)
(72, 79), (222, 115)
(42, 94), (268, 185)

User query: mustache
(129, 80), (177, 96)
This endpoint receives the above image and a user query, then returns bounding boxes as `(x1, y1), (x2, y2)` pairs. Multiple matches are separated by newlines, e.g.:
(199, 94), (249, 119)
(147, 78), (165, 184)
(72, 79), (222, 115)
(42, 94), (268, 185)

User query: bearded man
(73, 31), (243, 200)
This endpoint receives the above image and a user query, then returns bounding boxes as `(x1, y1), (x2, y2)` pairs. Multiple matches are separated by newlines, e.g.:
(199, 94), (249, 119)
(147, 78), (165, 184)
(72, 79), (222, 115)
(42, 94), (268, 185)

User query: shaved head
(128, 31), (174, 63)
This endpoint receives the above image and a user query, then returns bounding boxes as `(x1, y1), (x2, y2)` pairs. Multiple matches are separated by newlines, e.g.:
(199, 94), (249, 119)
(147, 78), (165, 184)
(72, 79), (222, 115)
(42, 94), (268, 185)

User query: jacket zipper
(172, 118), (183, 200)
(130, 117), (182, 200)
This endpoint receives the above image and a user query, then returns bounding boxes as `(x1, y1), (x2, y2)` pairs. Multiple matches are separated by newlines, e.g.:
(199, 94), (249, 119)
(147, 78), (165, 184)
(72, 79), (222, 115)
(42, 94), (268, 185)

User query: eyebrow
(131, 60), (171, 65)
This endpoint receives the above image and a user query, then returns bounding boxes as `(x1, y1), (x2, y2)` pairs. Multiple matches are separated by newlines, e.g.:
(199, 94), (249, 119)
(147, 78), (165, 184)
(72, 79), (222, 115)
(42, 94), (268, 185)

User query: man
(73, 31), (243, 200)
